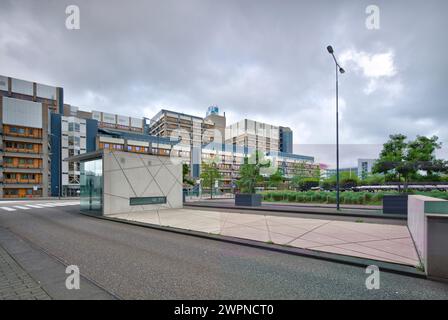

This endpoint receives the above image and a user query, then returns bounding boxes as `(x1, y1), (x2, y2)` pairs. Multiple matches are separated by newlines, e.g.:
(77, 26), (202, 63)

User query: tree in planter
(373, 134), (448, 192)
(200, 161), (222, 199)
(237, 151), (271, 194)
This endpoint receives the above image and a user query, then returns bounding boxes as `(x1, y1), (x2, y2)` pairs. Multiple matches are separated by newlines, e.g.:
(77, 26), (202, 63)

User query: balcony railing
(3, 179), (42, 185)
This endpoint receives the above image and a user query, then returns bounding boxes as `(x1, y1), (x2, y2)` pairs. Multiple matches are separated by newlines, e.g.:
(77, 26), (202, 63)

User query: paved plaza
(110, 208), (420, 267)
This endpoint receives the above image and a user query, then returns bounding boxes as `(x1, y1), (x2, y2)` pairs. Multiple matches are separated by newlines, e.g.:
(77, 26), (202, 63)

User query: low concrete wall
(407, 195), (448, 281)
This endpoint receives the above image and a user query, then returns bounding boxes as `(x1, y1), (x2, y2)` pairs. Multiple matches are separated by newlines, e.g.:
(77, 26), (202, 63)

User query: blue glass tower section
(279, 127), (293, 154)
(86, 118), (98, 152)
(50, 113), (62, 197)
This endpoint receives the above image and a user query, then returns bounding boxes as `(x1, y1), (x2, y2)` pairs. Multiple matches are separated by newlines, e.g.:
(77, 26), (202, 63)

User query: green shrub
(260, 190), (448, 205)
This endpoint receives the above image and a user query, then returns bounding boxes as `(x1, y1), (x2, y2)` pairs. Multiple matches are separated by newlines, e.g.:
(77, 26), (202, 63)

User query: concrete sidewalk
(110, 208), (420, 267)
(0, 244), (50, 300)
(0, 226), (116, 300)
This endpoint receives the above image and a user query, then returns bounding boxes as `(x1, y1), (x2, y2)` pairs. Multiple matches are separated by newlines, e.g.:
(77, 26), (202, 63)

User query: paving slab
(111, 208), (420, 267)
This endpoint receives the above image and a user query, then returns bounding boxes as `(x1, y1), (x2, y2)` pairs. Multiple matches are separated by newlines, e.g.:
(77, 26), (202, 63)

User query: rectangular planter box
(383, 195), (409, 215)
(235, 193), (262, 207)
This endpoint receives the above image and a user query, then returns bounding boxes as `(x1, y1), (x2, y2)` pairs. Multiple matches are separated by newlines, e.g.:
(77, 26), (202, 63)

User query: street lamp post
(327, 45), (345, 211)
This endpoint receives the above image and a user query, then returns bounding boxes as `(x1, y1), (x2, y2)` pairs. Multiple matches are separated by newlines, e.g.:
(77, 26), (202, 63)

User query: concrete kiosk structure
(407, 195), (448, 281)
(67, 149), (182, 216)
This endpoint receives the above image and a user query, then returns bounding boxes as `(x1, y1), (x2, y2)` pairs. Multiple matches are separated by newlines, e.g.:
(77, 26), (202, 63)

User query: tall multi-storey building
(51, 108), (151, 197)
(357, 158), (376, 179)
(201, 142), (315, 190)
(0, 75), (63, 198)
(0, 74), (318, 198)
(149, 109), (226, 177)
(149, 109), (218, 144)
(204, 106), (226, 140)
(225, 119), (280, 152)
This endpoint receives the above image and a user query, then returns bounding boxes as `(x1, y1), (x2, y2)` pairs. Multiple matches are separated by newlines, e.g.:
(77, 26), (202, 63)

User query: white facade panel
(117, 115), (129, 126)
(130, 117), (143, 128)
(102, 112), (116, 124)
(67, 105), (79, 116)
(127, 140), (149, 147)
(62, 148), (69, 160)
(80, 121), (86, 134)
(0, 75), (8, 91)
(166, 112), (178, 118)
(2, 97), (42, 128)
(11, 78), (33, 96)
(62, 135), (69, 146)
(61, 120), (69, 132)
(36, 83), (57, 100)
(99, 136), (125, 144)
(92, 111), (101, 121)
(62, 173), (69, 185)
(156, 143), (172, 149)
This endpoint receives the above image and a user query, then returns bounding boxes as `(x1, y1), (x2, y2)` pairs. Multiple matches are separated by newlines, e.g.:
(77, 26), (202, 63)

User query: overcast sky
(1, 0), (447, 167)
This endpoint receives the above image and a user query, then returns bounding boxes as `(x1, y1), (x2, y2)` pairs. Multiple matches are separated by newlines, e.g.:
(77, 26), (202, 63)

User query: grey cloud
(1, 0), (447, 167)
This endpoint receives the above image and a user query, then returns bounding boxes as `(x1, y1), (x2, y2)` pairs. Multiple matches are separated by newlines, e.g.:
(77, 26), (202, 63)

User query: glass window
(69, 123), (78, 132)
(80, 158), (103, 214)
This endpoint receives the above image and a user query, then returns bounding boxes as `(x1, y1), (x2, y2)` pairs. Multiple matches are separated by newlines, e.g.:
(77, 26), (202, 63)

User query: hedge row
(260, 190), (448, 205)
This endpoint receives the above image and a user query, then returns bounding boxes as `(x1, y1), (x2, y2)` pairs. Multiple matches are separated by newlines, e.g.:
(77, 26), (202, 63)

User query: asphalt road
(1, 202), (448, 299)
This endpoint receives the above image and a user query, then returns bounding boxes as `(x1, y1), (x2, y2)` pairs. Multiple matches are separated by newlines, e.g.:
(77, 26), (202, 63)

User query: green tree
(237, 151), (271, 194)
(290, 161), (310, 190)
(298, 177), (320, 191)
(312, 165), (321, 180)
(200, 161), (222, 199)
(182, 163), (195, 187)
(361, 174), (385, 185)
(290, 175), (302, 190)
(268, 168), (284, 188)
(373, 134), (447, 192)
(321, 171), (358, 190)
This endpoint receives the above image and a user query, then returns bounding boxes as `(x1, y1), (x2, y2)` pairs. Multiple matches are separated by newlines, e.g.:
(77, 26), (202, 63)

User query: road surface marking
(43, 203), (59, 207)
(26, 205), (44, 208)
(0, 207), (16, 211)
(13, 206), (31, 210)
(37, 204), (56, 207)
